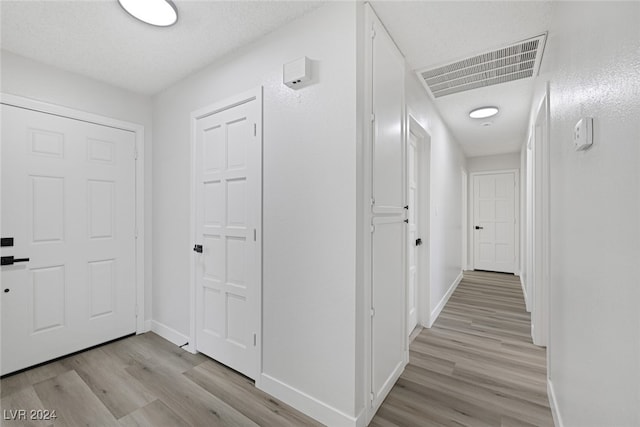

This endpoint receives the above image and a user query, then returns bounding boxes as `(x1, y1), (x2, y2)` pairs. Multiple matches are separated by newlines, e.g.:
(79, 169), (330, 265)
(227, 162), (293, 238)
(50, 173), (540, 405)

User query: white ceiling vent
(418, 33), (547, 98)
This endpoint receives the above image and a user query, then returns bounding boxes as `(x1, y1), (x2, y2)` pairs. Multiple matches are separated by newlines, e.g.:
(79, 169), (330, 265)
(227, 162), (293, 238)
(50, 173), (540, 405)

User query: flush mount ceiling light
(469, 106), (499, 119)
(118, 0), (178, 27)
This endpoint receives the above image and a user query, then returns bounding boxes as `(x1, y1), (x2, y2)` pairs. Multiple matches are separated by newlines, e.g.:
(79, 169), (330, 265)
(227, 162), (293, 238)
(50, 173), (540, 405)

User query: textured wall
(544, 2), (640, 425)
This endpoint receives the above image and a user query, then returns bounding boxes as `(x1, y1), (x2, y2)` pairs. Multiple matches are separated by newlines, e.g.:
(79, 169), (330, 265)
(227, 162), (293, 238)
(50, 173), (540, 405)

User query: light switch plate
(573, 117), (593, 151)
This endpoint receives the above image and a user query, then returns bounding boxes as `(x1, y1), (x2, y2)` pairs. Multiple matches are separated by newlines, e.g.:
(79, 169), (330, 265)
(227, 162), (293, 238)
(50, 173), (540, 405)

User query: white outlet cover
(573, 117), (593, 151)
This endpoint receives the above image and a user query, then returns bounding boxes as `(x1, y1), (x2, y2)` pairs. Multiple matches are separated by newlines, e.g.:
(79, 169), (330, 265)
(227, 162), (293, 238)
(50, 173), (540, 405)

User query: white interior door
(194, 94), (261, 380)
(407, 132), (418, 334)
(473, 171), (518, 273)
(1, 104), (137, 375)
(369, 12), (406, 410)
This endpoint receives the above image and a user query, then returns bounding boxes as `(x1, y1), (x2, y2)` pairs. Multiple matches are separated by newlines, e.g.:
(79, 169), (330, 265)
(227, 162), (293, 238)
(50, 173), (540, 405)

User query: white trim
(469, 169), (520, 274)
(426, 271), (463, 328)
(259, 373), (364, 427)
(0, 93), (147, 334)
(150, 320), (190, 348)
(520, 275), (531, 312)
(461, 168), (468, 272)
(188, 86), (263, 373)
(548, 379), (564, 427)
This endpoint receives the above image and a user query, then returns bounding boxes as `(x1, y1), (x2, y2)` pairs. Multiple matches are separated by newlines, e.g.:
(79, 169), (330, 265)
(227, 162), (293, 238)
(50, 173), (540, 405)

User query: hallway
(372, 271), (553, 427)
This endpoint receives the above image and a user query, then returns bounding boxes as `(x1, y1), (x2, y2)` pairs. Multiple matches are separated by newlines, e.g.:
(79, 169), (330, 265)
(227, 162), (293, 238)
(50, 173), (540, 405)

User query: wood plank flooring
(372, 270), (554, 427)
(1, 271), (552, 426)
(0, 332), (321, 427)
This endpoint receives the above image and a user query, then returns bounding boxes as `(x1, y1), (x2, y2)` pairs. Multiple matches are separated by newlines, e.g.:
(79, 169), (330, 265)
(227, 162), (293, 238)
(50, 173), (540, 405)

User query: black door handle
(193, 244), (203, 253)
(1, 256), (30, 266)
(415, 238), (423, 246)
(1, 237), (14, 247)
(475, 226), (484, 230)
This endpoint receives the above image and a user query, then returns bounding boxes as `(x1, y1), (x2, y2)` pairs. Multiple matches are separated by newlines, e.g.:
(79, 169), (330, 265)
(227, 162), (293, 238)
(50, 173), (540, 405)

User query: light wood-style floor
(0, 332), (322, 427)
(371, 270), (554, 427)
(1, 270), (552, 426)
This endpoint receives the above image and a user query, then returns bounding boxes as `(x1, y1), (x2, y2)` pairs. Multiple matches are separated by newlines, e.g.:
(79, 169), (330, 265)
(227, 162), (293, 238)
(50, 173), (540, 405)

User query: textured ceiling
(2, 1), (553, 157)
(0, 1), (324, 95)
(372, 1), (553, 156)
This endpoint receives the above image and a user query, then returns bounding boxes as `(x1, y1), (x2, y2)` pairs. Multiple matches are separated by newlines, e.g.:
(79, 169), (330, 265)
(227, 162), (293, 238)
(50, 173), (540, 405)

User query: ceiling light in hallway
(469, 106), (499, 119)
(118, 0), (178, 27)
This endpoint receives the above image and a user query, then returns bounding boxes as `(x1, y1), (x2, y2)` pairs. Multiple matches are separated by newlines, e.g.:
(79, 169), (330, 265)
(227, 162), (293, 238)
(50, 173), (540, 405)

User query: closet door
(369, 10), (407, 410)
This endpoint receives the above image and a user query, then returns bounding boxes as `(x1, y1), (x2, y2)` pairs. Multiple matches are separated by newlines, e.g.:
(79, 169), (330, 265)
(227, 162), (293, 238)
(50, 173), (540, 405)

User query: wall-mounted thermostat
(283, 57), (311, 89)
(573, 117), (593, 151)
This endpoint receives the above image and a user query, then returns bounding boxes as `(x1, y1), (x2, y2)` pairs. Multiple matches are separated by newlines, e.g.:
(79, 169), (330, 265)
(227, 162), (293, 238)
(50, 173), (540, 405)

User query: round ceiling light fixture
(118, 0), (178, 27)
(469, 106), (499, 119)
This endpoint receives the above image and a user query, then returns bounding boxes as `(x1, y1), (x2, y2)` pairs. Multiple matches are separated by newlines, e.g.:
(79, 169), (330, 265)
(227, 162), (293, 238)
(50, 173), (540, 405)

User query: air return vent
(418, 33), (547, 98)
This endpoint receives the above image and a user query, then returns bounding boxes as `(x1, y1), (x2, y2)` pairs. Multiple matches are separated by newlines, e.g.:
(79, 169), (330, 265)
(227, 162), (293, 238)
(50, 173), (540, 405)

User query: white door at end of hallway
(194, 95), (261, 380)
(407, 132), (419, 334)
(472, 171), (517, 274)
(1, 104), (137, 376)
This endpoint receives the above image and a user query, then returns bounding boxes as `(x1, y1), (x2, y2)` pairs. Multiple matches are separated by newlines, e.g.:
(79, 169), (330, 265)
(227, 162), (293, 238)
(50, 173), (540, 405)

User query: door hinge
(254, 123), (257, 137)
(253, 333), (257, 347)
(370, 113), (375, 122)
(371, 197), (375, 206)
(134, 146), (138, 160)
(370, 224), (375, 233)
(370, 392), (375, 402)
(370, 308), (375, 317)
(370, 28), (376, 39)
(253, 228), (257, 241)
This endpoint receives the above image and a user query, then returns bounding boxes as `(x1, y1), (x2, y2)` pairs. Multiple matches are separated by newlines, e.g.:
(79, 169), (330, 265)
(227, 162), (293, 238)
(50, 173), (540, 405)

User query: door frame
(188, 87), (263, 383)
(529, 86), (550, 348)
(461, 168), (468, 270)
(407, 114), (431, 331)
(470, 169), (520, 273)
(0, 93), (147, 334)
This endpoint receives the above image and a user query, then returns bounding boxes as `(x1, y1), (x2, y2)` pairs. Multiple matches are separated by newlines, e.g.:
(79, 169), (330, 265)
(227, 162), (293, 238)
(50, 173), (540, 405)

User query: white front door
(407, 132), (418, 333)
(194, 93), (261, 380)
(473, 171), (518, 273)
(1, 104), (137, 375)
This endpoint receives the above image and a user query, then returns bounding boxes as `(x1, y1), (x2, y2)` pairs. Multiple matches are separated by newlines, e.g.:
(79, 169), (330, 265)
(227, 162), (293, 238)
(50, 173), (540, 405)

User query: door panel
(1, 105), (136, 375)
(372, 19), (404, 214)
(371, 218), (405, 405)
(473, 172), (517, 273)
(195, 98), (260, 380)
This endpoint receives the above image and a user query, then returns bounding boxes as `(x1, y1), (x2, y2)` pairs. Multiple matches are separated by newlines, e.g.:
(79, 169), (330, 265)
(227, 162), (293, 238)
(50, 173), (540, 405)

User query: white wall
(0, 50), (154, 325)
(540, 3), (640, 426)
(405, 70), (466, 325)
(152, 3), (359, 424)
(467, 152), (520, 172)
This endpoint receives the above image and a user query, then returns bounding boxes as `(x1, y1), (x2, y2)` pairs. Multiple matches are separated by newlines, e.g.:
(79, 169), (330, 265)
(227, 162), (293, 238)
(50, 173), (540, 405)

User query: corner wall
(151, 3), (359, 424)
(543, 3), (640, 425)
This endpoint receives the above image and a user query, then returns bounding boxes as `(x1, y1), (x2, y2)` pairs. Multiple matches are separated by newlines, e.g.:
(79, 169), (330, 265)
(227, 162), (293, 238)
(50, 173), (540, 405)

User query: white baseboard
(548, 379), (564, 427)
(427, 271), (463, 328)
(150, 320), (189, 347)
(259, 373), (362, 427)
(520, 275), (531, 312)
